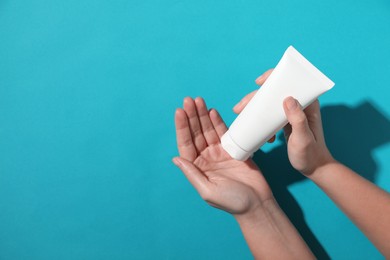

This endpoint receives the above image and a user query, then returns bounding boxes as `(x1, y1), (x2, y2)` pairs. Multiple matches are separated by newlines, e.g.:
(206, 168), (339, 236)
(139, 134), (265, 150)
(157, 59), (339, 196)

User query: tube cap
(221, 132), (251, 161)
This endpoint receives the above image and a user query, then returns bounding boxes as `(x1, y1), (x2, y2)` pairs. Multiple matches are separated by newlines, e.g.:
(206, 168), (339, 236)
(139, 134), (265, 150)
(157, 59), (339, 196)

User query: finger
(255, 69), (273, 86)
(283, 97), (314, 142)
(209, 109), (228, 138)
(303, 99), (324, 142)
(304, 100), (321, 126)
(194, 97), (220, 145)
(183, 97), (207, 153)
(172, 157), (211, 200)
(233, 69), (274, 114)
(305, 99), (320, 113)
(175, 109), (197, 161)
(233, 90), (257, 114)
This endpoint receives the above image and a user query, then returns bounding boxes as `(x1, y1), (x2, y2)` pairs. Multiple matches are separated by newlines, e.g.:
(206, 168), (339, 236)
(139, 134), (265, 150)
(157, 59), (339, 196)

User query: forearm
(235, 198), (314, 260)
(310, 161), (390, 256)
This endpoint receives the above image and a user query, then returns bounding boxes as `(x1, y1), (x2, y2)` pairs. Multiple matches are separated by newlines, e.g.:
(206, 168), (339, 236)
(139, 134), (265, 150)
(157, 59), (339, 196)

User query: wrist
(233, 197), (278, 227)
(234, 197), (315, 259)
(307, 157), (340, 183)
(302, 148), (336, 177)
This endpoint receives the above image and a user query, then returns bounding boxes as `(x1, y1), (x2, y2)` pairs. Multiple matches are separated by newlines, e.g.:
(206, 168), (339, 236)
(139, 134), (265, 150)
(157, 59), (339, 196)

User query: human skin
(235, 69), (390, 257)
(173, 97), (314, 259)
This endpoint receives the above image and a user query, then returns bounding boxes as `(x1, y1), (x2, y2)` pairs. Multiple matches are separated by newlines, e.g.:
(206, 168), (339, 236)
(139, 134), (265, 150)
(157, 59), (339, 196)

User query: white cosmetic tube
(221, 46), (335, 161)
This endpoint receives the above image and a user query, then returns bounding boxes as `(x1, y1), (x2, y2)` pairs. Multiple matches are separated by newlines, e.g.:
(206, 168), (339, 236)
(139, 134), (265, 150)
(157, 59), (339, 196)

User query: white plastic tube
(221, 46), (335, 161)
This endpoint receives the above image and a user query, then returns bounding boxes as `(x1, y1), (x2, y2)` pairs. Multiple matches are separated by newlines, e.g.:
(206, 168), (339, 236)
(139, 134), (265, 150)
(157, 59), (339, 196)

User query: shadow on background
(252, 100), (390, 259)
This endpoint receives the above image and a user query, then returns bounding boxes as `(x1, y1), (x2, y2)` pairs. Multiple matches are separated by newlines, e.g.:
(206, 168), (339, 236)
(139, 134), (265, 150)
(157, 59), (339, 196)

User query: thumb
(172, 157), (210, 199)
(283, 97), (313, 141)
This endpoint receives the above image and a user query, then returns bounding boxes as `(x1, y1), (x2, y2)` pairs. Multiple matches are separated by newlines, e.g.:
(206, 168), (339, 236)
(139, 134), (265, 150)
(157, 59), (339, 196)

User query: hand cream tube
(221, 46), (335, 161)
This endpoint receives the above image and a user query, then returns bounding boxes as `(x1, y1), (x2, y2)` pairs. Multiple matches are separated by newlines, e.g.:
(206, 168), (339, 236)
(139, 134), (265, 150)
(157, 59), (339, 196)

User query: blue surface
(1, 0), (389, 259)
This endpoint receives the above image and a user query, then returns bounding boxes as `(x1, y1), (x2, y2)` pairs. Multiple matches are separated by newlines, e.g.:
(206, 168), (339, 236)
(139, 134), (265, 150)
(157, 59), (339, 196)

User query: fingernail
(255, 75), (264, 84)
(233, 101), (241, 111)
(286, 97), (298, 111)
(172, 157), (182, 167)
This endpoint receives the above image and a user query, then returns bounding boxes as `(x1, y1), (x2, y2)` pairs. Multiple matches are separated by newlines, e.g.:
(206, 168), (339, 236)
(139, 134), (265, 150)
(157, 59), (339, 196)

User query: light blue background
(1, 0), (389, 259)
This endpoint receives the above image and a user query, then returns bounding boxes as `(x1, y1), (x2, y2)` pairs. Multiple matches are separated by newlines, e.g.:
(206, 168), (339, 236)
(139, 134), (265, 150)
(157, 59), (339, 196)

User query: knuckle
(191, 128), (203, 138)
(311, 112), (321, 121)
(200, 189), (212, 202)
(301, 139), (312, 149)
(295, 114), (307, 125)
(179, 137), (193, 147)
(202, 124), (214, 134)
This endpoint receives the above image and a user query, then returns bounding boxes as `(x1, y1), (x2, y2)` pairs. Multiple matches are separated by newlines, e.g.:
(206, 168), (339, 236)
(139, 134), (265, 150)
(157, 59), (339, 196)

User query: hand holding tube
(282, 97), (334, 176)
(235, 71), (390, 256)
(233, 69), (334, 176)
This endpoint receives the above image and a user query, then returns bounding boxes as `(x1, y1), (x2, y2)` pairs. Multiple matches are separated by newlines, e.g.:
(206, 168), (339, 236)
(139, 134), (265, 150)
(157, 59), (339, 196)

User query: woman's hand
(173, 97), (273, 216)
(233, 69), (334, 177)
(173, 96), (315, 259)
(282, 97), (334, 176)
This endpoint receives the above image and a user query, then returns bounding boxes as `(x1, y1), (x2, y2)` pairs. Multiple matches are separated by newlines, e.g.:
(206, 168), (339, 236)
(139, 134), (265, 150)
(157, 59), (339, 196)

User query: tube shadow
(252, 100), (390, 259)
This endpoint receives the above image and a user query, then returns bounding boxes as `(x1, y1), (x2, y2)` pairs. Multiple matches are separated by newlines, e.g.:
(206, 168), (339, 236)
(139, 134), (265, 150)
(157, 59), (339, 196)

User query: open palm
(173, 97), (273, 215)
